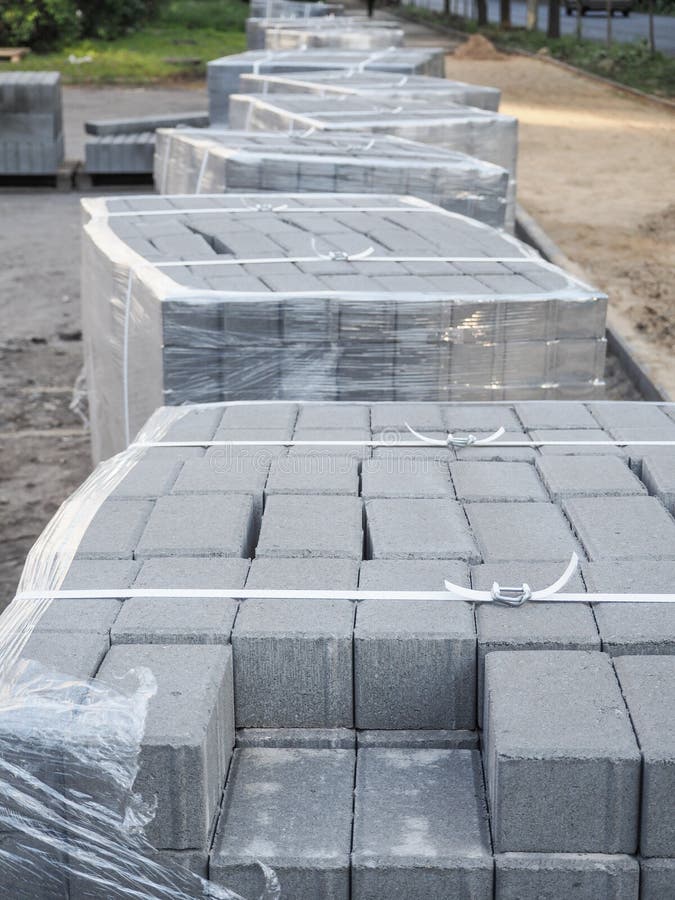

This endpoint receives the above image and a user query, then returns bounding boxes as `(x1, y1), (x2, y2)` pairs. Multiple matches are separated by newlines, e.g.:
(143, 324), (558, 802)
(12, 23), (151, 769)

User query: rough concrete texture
(232, 597), (355, 727)
(75, 499), (153, 560)
(356, 730), (480, 750)
(365, 498), (479, 561)
(246, 556), (360, 589)
(97, 643), (234, 850)
(133, 555), (250, 589)
(466, 501), (582, 561)
(494, 853), (639, 900)
(640, 858), (675, 900)
(641, 454), (675, 514)
(110, 596), (238, 645)
(358, 558), (470, 591)
(210, 748), (355, 899)
(354, 598), (476, 730)
(235, 728), (356, 750)
(352, 749), (493, 899)
(562, 495), (675, 560)
(484, 651), (640, 854)
(613, 656), (675, 858)
(255, 495), (363, 559)
(361, 458), (454, 499)
(535, 455), (646, 500)
(450, 460), (548, 502)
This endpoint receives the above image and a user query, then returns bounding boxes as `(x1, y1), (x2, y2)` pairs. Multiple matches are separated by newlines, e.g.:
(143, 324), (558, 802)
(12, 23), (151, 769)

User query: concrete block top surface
(613, 655), (675, 758)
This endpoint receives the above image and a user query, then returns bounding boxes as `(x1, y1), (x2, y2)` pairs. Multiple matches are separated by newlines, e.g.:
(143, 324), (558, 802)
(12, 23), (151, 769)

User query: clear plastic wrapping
(207, 48), (447, 123)
(227, 93), (518, 228)
(153, 129), (510, 229)
(0, 408), (246, 899)
(248, 0), (344, 18)
(80, 192), (606, 461)
(239, 69), (501, 112)
(262, 23), (404, 51)
(246, 16), (397, 50)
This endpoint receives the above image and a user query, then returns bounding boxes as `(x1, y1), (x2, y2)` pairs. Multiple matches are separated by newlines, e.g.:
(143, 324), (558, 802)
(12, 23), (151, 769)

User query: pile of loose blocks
(5, 6), (675, 900)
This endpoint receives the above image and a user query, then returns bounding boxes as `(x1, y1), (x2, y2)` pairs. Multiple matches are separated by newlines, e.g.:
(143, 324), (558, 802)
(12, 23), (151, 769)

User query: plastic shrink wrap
(80, 192), (606, 462)
(207, 48), (446, 123)
(153, 129), (510, 229)
(262, 23), (405, 51)
(247, 16), (395, 49)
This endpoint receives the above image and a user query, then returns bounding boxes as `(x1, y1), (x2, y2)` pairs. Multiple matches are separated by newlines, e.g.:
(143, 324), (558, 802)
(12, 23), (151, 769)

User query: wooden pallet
(0, 47), (30, 63)
(0, 159), (77, 190)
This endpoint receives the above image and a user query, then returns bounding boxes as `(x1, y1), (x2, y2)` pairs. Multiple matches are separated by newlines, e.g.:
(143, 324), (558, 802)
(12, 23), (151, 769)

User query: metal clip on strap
(491, 583), (532, 607)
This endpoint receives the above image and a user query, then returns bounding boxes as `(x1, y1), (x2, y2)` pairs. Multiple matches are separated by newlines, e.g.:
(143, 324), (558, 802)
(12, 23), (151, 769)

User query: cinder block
(61, 558), (140, 589)
(232, 597), (355, 727)
(75, 499), (154, 560)
(134, 555), (250, 588)
(613, 655), (675, 858)
(236, 728), (356, 749)
(361, 458), (453, 499)
(113, 458), (182, 499)
(19, 631), (109, 680)
(640, 858), (675, 900)
(354, 598), (476, 729)
(582, 560), (675, 655)
(97, 643), (234, 850)
(356, 730), (479, 750)
(494, 852), (639, 900)
(265, 454), (359, 496)
(110, 596), (238, 645)
(515, 402), (598, 430)
(365, 498), (479, 561)
(466, 502), (581, 562)
(246, 556), (359, 589)
(34, 597), (121, 636)
(443, 404), (521, 432)
(641, 454), (675, 514)
(352, 749), (493, 899)
(170, 455), (270, 519)
(210, 748), (355, 898)
(358, 558), (470, 592)
(451, 461), (547, 502)
(135, 494), (257, 558)
(484, 650), (640, 853)
(535, 455), (646, 500)
(589, 403), (672, 430)
(255, 494), (363, 559)
(562, 495), (675, 560)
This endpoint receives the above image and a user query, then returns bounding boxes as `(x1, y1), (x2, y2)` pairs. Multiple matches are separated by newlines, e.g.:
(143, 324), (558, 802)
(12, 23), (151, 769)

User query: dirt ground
(443, 50), (675, 396)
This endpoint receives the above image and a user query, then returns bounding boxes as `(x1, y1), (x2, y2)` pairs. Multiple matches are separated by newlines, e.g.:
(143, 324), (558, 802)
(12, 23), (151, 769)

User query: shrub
(78, 0), (160, 41)
(0, 0), (81, 51)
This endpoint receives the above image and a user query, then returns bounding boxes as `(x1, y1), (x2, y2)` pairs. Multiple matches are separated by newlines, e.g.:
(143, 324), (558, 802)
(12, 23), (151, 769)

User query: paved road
(415, 0), (675, 54)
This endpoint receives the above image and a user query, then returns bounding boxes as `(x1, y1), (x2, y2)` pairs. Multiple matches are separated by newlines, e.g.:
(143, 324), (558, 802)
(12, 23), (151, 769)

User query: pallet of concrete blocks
(261, 19), (405, 51)
(247, 14), (388, 49)
(80, 191), (607, 462)
(249, 0), (344, 16)
(241, 68), (501, 111)
(4, 398), (675, 898)
(229, 92), (519, 228)
(207, 47), (446, 123)
(84, 111), (209, 177)
(154, 129), (510, 229)
(0, 72), (64, 175)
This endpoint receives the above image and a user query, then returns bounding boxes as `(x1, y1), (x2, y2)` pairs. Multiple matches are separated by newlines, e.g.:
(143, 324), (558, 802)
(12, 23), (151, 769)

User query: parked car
(564, 0), (632, 14)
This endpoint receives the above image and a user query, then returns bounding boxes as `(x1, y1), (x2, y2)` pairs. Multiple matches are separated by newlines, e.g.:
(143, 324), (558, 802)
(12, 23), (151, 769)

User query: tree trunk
(500, 0), (511, 28)
(606, 0), (613, 46)
(575, 0), (582, 39)
(547, 0), (560, 37)
(477, 0), (488, 25)
(526, 0), (539, 29)
(648, 0), (655, 51)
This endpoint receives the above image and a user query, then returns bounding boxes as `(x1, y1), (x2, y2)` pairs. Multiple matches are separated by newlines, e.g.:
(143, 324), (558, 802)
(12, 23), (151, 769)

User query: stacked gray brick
(0, 72), (64, 175)
(239, 68), (501, 110)
(206, 48), (446, 122)
(154, 129), (510, 229)
(80, 193), (607, 460)
(263, 22), (405, 51)
(247, 16), (400, 50)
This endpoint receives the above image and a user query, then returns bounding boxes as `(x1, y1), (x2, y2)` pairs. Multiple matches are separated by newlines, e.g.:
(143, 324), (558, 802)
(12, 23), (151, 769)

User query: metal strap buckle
(491, 582), (532, 607)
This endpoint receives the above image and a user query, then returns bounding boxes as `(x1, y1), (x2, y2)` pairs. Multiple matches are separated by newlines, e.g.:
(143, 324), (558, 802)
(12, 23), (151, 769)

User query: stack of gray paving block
(240, 68), (501, 111)
(229, 92), (519, 226)
(0, 72), (64, 175)
(154, 129), (510, 228)
(84, 111), (209, 177)
(247, 15), (394, 49)
(207, 48), (446, 123)
(7, 400), (675, 898)
(249, 0), (344, 17)
(80, 193), (607, 460)
(263, 21), (405, 51)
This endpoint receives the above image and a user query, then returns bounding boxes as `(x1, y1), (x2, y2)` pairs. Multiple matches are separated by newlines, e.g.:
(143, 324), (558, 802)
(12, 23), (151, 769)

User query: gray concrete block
(265, 454), (359, 496)
(61, 558), (140, 590)
(371, 429), (453, 462)
(370, 403), (444, 431)
(296, 404), (370, 430)
(451, 461), (547, 502)
(210, 748), (354, 899)
(494, 852), (639, 900)
(515, 402), (598, 430)
(357, 730), (480, 750)
(471, 561), (586, 594)
(112, 458), (182, 499)
(97, 643), (234, 850)
(365, 498), (479, 561)
(134, 555), (250, 588)
(443, 404), (521, 432)
(246, 556), (359, 589)
(358, 558), (470, 591)
(75, 499), (154, 560)
(34, 597), (122, 636)
(236, 728), (356, 749)
(484, 650), (640, 853)
(466, 502), (581, 562)
(170, 455), (270, 520)
(641, 454), (675, 514)
(613, 655), (675, 858)
(582, 561), (675, 655)
(361, 458), (454, 500)
(640, 858), (675, 900)
(454, 431), (536, 463)
(535, 455), (646, 500)
(111, 596), (238, 645)
(354, 598), (476, 730)
(352, 748), (493, 899)
(85, 111), (208, 135)
(19, 631), (109, 680)
(530, 428), (624, 457)
(288, 427), (371, 461)
(156, 848), (208, 880)
(135, 494), (257, 558)
(589, 403), (672, 430)
(232, 597), (354, 727)
(255, 494), (363, 559)
(562, 495), (675, 561)
(218, 403), (297, 430)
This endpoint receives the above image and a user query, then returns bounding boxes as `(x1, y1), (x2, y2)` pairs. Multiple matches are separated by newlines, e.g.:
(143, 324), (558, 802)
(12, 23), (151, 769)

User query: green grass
(401, 4), (675, 97)
(10, 0), (247, 84)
